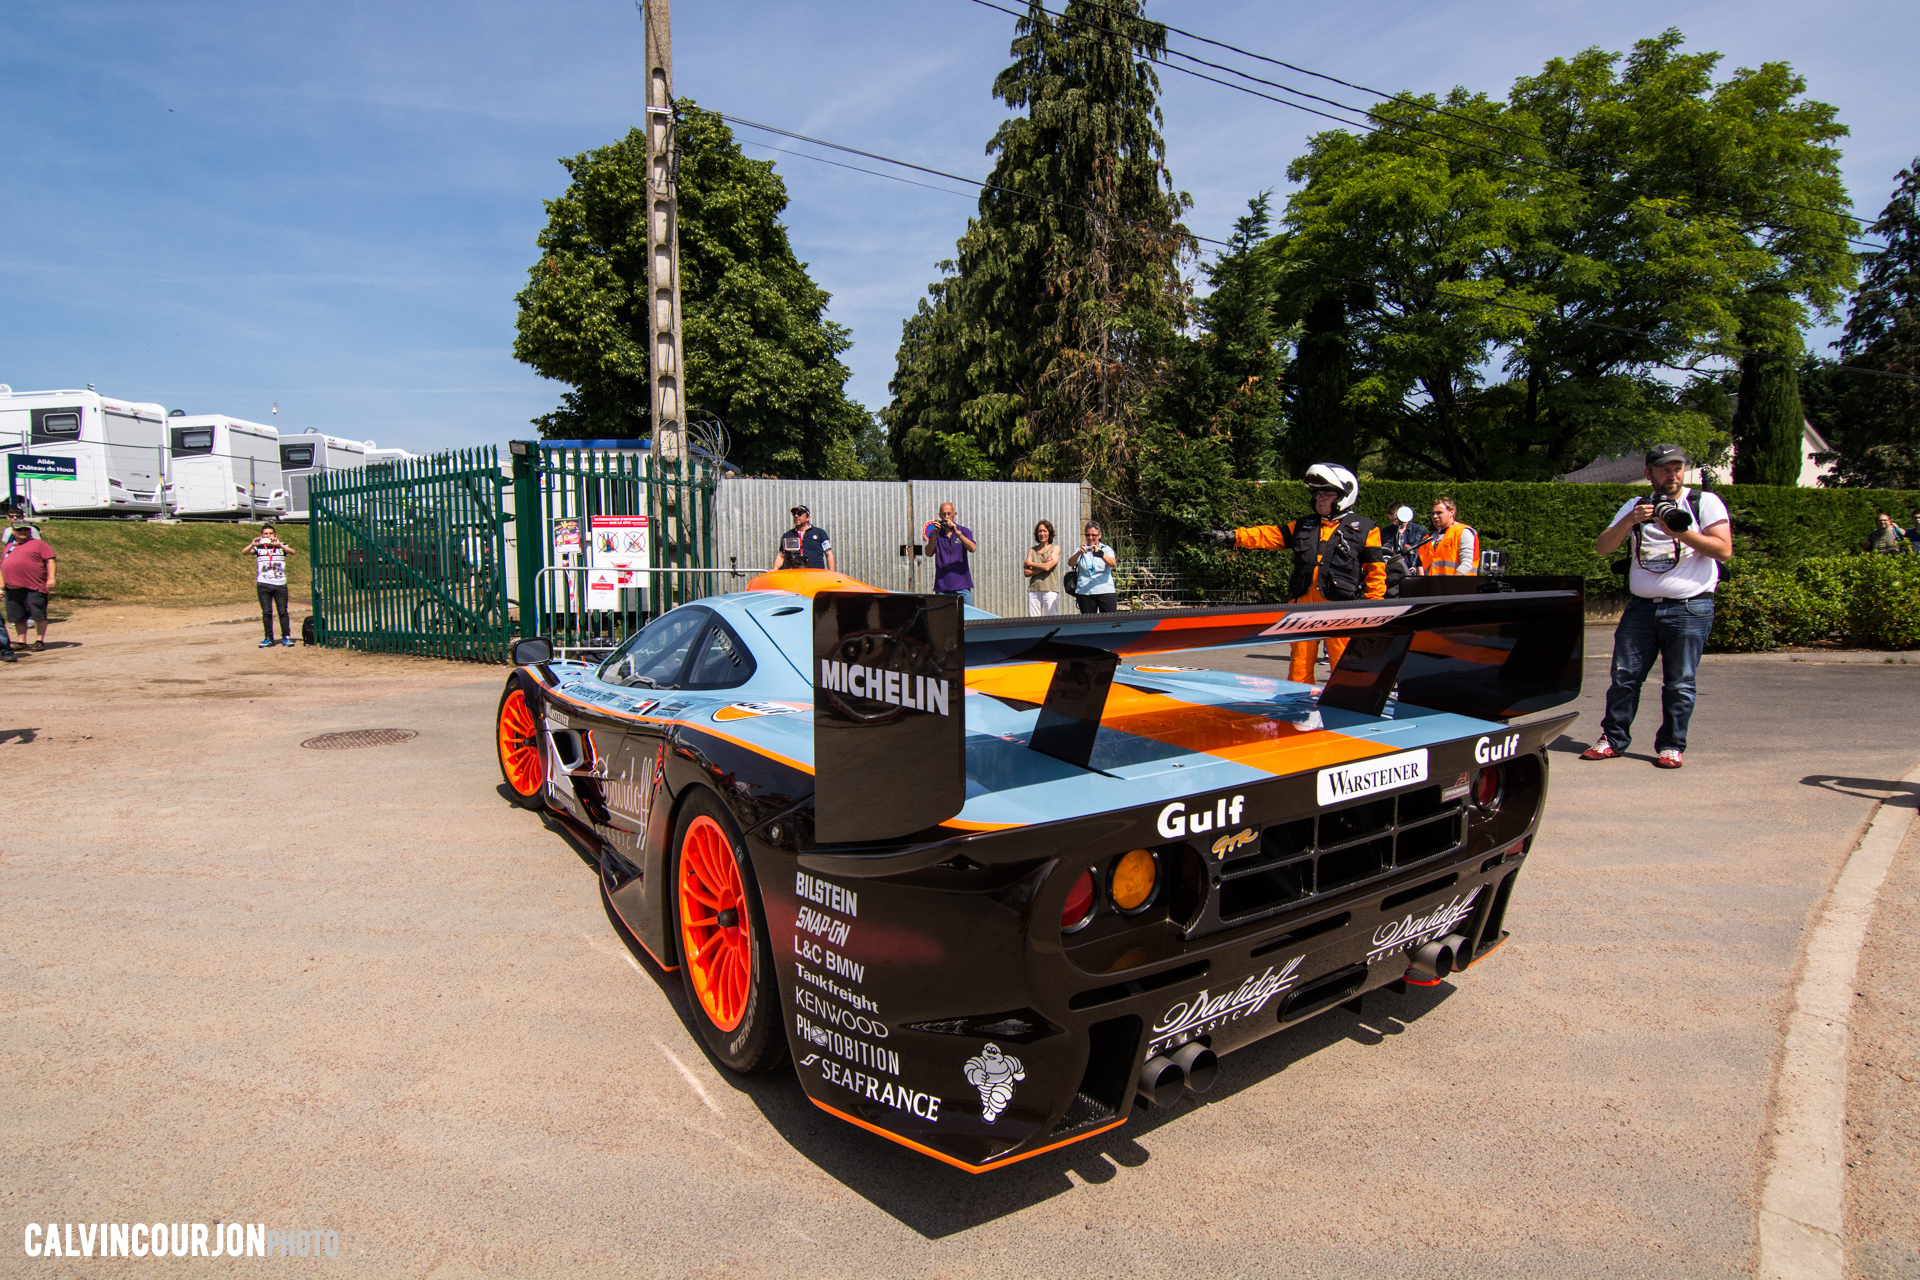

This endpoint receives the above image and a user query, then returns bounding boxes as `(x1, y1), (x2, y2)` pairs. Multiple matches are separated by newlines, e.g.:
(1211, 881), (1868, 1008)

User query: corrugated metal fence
(714, 479), (1089, 618)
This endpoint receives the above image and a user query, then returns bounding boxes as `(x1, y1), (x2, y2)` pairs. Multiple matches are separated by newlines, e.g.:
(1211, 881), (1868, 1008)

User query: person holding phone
(1069, 523), (1118, 614)
(243, 525), (298, 648)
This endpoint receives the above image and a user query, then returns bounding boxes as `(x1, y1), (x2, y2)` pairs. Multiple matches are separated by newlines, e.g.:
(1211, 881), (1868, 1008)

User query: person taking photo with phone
(1068, 523), (1118, 614)
(244, 525), (298, 648)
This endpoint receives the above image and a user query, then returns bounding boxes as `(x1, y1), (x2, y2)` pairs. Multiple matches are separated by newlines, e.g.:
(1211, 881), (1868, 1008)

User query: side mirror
(511, 637), (554, 666)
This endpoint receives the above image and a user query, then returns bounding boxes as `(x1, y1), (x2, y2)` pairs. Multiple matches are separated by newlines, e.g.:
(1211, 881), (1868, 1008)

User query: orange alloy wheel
(498, 688), (544, 798)
(678, 815), (753, 1032)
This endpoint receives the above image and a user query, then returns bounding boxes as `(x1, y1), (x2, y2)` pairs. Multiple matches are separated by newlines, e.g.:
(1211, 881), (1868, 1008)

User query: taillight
(1109, 848), (1160, 913)
(1475, 766), (1502, 808)
(1061, 869), (1097, 933)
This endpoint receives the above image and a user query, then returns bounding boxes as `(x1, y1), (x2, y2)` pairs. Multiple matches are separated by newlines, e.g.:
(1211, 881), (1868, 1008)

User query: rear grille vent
(1214, 784), (1466, 922)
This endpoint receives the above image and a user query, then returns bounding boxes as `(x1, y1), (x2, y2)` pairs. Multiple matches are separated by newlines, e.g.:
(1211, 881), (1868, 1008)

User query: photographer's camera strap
(1632, 490), (1702, 574)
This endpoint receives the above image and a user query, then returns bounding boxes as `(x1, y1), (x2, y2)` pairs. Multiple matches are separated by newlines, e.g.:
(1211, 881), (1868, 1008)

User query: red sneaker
(1655, 749), (1684, 769)
(1580, 739), (1620, 760)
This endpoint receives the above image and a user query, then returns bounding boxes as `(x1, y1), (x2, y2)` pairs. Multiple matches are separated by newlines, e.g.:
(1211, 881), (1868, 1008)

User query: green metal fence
(309, 446), (510, 662)
(511, 443), (719, 657)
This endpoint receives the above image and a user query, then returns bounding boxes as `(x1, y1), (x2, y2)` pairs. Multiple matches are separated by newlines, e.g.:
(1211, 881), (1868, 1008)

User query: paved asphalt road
(4, 612), (1916, 1277)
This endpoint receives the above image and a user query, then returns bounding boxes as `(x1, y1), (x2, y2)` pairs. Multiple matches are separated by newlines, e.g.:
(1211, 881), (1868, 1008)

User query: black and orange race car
(496, 568), (1582, 1171)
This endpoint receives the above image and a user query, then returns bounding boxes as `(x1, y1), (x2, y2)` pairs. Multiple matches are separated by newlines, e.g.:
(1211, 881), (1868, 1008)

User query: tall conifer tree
(886, 0), (1190, 485)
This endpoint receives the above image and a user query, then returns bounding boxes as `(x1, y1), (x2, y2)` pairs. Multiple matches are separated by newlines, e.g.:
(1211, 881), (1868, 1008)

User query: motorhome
(0, 387), (168, 516)
(280, 432), (369, 521)
(164, 414), (288, 518)
(362, 446), (415, 475)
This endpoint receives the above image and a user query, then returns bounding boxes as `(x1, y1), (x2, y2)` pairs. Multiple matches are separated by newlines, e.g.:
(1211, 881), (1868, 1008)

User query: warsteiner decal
(1316, 750), (1429, 806)
(1258, 604), (1411, 636)
(963, 1044), (1025, 1123)
(1149, 959), (1304, 1056)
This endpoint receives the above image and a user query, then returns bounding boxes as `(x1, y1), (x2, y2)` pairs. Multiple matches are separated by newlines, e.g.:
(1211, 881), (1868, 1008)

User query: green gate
(510, 443), (720, 657)
(309, 446), (510, 662)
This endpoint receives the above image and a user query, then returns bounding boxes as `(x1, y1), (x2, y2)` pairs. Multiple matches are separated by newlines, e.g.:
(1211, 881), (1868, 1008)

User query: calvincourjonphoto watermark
(22, 1222), (338, 1258)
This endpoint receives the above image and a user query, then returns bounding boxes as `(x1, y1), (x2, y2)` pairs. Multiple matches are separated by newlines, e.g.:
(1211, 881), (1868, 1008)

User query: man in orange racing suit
(1205, 463), (1386, 684)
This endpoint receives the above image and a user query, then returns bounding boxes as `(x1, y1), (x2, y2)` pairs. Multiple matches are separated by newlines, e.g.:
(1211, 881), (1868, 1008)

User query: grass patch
(27, 519), (311, 608)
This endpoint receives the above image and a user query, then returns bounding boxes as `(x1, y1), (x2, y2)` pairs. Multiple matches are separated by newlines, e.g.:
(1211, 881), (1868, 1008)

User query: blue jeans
(1599, 594), (1715, 753)
(938, 588), (973, 608)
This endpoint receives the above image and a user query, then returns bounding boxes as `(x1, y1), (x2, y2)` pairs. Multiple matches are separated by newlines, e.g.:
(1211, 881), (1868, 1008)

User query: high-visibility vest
(1418, 522), (1478, 576)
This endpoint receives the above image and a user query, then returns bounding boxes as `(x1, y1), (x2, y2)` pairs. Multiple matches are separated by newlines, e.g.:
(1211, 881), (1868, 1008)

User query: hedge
(1180, 479), (1920, 604)
(1707, 556), (1920, 651)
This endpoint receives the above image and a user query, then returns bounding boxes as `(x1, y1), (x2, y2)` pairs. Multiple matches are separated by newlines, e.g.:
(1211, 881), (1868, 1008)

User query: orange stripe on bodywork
(746, 568), (884, 597)
(808, 1097), (1125, 1173)
(966, 664), (1398, 775)
(939, 817), (1026, 832)
(544, 687), (816, 775)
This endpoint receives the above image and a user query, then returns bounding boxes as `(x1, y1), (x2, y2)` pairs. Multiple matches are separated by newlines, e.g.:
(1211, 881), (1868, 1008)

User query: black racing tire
(496, 677), (547, 811)
(671, 790), (788, 1075)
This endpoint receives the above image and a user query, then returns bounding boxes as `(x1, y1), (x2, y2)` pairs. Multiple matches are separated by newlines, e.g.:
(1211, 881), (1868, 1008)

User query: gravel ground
(3, 609), (1917, 1278)
(1847, 820), (1920, 1280)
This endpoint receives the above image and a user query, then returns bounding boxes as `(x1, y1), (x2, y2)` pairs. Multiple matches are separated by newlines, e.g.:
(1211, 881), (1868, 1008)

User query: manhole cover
(300, 728), (419, 750)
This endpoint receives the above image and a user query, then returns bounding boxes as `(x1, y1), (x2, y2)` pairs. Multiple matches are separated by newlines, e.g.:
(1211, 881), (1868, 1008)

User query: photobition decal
(963, 1044), (1025, 1123)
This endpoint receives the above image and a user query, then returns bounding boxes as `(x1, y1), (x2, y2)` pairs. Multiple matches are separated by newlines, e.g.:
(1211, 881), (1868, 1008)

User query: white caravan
(280, 432), (370, 521)
(164, 414), (288, 518)
(0, 388), (169, 516)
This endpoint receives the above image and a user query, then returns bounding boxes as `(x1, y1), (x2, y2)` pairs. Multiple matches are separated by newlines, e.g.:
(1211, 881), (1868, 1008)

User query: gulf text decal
(1316, 749), (1429, 806)
(1475, 732), (1520, 763)
(1157, 793), (1246, 839)
(818, 661), (951, 717)
(1258, 604), (1411, 637)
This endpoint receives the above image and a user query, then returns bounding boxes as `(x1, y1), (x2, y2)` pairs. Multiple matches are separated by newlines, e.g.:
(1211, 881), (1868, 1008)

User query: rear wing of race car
(810, 577), (1583, 843)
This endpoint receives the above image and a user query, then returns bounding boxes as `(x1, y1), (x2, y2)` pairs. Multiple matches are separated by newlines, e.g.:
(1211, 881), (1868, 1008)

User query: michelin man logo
(963, 1043), (1026, 1123)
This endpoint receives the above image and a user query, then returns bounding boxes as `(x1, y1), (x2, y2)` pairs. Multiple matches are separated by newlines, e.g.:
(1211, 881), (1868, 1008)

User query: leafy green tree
(886, 0), (1190, 486)
(1816, 159), (1920, 489)
(1731, 345), (1807, 484)
(1270, 30), (1853, 481)
(513, 106), (873, 477)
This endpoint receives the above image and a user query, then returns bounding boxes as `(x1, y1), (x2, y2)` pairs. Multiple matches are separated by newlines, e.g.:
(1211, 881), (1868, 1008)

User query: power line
(968, 0), (1882, 254)
(1068, 0), (1876, 240)
(708, 109), (1920, 384)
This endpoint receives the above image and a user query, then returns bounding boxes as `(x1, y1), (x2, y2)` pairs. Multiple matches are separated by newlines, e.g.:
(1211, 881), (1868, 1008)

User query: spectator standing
(1907, 510), (1920, 552)
(1583, 444), (1733, 770)
(776, 505), (835, 571)
(1417, 498), (1478, 576)
(1380, 505), (1427, 570)
(924, 502), (976, 607)
(1068, 523), (1118, 614)
(1023, 520), (1061, 616)
(244, 525), (298, 648)
(1867, 512), (1906, 554)
(1205, 463), (1386, 683)
(3, 524), (57, 652)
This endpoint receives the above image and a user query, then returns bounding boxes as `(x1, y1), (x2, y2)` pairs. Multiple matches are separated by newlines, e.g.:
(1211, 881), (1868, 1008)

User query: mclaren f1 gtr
(495, 568), (1582, 1172)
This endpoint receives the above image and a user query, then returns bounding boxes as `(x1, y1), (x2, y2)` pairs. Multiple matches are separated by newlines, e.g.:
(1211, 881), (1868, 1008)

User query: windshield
(598, 608), (708, 688)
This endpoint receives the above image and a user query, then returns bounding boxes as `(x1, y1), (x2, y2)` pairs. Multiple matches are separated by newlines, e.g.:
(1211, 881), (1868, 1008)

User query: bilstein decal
(1316, 749), (1429, 806)
(1157, 793), (1246, 839)
(963, 1044), (1025, 1123)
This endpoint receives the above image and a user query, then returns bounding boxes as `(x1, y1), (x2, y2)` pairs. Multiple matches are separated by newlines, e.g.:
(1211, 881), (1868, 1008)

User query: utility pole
(644, 0), (686, 461)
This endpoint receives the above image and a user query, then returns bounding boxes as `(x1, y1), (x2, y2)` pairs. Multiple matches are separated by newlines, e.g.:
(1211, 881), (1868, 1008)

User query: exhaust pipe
(1407, 933), (1472, 981)
(1172, 1041), (1218, 1094)
(1136, 1055), (1185, 1108)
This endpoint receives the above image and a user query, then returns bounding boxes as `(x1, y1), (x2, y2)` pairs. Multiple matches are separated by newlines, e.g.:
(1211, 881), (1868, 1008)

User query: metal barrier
(511, 443), (719, 655)
(308, 447), (510, 662)
(536, 564), (769, 658)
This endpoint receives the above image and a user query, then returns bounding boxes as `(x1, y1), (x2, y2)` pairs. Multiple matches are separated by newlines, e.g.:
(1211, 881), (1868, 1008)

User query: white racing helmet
(1303, 462), (1359, 513)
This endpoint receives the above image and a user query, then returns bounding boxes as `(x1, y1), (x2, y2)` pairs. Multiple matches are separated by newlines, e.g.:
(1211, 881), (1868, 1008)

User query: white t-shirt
(253, 545), (288, 587)
(1615, 487), (1730, 599)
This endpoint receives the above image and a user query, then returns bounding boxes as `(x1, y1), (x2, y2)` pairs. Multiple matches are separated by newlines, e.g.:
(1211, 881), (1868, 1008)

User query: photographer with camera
(923, 501), (976, 607)
(242, 524), (299, 649)
(1583, 444), (1732, 769)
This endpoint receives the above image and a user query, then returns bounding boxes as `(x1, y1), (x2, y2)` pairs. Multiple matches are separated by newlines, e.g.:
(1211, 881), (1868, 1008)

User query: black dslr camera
(1649, 494), (1693, 532)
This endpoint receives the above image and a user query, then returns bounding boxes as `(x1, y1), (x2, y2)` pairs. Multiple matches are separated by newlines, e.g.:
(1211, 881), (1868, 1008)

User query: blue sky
(2, 0), (1913, 455)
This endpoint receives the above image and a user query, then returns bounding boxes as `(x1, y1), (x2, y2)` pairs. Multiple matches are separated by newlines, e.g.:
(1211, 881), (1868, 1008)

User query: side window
(280, 444), (315, 469)
(684, 618), (758, 689)
(170, 428), (214, 457)
(31, 408), (82, 444)
(600, 609), (707, 689)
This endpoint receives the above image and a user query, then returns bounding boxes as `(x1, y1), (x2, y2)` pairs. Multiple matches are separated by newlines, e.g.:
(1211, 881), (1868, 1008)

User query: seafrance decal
(1316, 749), (1429, 806)
(1366, 889), (1483, 965)
(1148, 958), (1304, 1056)
(963, 1045), (1025, 1123)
